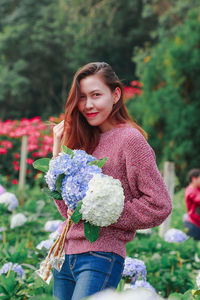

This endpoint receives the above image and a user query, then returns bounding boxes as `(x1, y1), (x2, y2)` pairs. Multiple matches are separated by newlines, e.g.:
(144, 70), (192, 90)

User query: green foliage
(55, 173), (65, 194)
(84, 222), (100, 244)
(33, 158), (50, 173)
(62, 145), (74, 158)
(131, 6), (200, 185)
(126, 234), (199, 297)
(71, 201), (83, 224)
(43, 188), (62, 201)
(0, 180), (198, 298)
(88, 157), (108, 168)
(0, 0), (158, 120)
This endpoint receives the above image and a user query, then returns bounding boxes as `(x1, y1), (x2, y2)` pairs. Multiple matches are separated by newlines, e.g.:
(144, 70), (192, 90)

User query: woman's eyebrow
(81, 89), (101, 95)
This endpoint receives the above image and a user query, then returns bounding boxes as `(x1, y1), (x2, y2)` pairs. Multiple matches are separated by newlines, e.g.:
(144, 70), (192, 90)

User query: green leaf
(71, 201), (83, 224)
(168, 293), (182, 299)
(84, 222), (100, 243)
(62, 145), (74, 158)
(193, 290), (200, 296)
(33, 158), (50, 172)
(43, 188), (62, 200)
(56, 173), (65, 194)
(88, 157), (108, 168)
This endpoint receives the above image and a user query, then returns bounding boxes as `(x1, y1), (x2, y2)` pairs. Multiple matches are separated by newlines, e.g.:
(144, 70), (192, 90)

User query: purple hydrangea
(122, 257), (147, 283)
(0, 262), (24, 278)
(45, 149), (102, 210)
(164, 228), (187, 243)
(130, 280), (156, 294)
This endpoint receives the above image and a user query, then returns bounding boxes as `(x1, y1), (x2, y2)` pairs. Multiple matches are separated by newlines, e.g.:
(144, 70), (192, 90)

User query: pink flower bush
(0, 115), (63, 186)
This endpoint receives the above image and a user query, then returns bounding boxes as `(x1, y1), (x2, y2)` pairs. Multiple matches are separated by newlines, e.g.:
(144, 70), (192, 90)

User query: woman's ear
(113, 87), (121, 104)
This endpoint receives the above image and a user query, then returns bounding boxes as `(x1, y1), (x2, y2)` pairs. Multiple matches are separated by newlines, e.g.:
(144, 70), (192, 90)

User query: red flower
(12, 179), (18, 184)
(130, 80), (143, 87)
(0, 141), (12, 149)
(32, 152), (39, 157)
(13, 161), (20, 171)
(26, 158), (34, 164)
(0, 148), (7, 154)
(14, 153), (20, 159)
(124, 86), (136, 99)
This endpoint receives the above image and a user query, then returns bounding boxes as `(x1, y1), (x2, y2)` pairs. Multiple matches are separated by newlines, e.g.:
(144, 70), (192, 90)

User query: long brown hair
(63, 62), (147, 153)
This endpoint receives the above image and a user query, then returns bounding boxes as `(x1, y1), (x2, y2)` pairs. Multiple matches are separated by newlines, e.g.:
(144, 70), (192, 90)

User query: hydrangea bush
(122, 257), (147, 283)
(0, 262), (24, 278)
(164, 228), (187, 243)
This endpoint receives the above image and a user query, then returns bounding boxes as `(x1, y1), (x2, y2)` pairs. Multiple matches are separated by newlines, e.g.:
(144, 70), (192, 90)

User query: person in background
(184, 169), (200, 240)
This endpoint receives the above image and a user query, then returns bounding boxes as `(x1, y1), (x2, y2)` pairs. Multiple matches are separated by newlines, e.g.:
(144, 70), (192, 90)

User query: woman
(52, 62), (172, 300)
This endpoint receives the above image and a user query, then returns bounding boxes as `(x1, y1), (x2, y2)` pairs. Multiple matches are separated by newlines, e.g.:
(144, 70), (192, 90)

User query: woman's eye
(80, 95), (86, 100)
(93, 93), (100, 97)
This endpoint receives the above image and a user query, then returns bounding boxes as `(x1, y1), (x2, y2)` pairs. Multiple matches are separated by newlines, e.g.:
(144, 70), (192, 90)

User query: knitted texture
(54, 126), (172, 258)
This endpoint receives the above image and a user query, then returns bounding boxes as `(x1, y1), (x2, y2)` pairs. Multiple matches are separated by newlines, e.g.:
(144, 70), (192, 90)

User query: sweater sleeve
(111, 131), (172, 231)
(54, 199), (69, 219)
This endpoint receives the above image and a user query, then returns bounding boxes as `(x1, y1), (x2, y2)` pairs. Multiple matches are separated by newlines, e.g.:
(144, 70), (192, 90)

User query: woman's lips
(86, 112), (99, 118)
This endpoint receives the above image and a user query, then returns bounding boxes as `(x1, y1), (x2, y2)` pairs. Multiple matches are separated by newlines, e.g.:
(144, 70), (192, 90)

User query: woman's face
(77, 74), (121, 132)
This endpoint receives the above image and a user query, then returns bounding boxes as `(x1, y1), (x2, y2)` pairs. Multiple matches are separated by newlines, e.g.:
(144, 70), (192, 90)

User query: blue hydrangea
(61, 164), (101, 210)
(122, 257), (147, 284)
(164, 228), (187, 243)
(130, 280), (156, 294)
(45, 149), (102, 210)
(45, 152), (73, 191)
(0, 262), (24, 278)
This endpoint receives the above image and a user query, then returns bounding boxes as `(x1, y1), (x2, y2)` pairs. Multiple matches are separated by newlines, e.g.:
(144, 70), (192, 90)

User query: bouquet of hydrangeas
(33, 145), (125, 283)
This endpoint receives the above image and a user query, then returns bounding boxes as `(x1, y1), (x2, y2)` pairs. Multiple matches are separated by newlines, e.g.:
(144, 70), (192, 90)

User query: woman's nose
(85, 98), (93, 109)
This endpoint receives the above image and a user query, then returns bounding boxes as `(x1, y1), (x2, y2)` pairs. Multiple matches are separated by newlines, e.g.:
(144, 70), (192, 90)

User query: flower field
(1, 117), (200, 299)
(0, 116), (64, 187)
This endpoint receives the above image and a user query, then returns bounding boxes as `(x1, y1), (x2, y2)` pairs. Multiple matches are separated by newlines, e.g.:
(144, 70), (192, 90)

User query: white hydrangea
(0, 192), (19, 211)
(10, 213), (27, 229)
(196, 271), (200, 289)
(80, 173), (124, 227)
(44, 220), (63, 232)
(88, 288), (163, 300)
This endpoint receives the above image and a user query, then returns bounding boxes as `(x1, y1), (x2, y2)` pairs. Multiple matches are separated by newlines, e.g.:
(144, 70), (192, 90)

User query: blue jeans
(184, 220), (200, 240)
(53, 251), (124, 300)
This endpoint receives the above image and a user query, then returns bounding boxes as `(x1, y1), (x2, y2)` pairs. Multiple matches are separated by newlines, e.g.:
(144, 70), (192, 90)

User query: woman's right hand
(52, 120), (65, 158)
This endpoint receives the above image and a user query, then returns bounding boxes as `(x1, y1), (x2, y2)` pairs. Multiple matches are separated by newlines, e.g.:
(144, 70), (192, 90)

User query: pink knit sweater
(54, 126), (172, 258)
